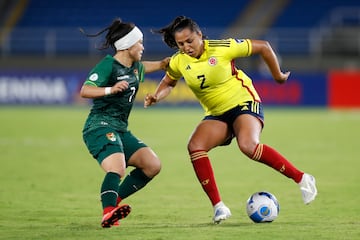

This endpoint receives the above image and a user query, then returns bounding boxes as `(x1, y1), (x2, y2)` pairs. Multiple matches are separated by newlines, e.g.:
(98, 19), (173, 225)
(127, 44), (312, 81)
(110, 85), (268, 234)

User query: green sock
(118, 168), (152, 199)
(101, 172), (121, 209)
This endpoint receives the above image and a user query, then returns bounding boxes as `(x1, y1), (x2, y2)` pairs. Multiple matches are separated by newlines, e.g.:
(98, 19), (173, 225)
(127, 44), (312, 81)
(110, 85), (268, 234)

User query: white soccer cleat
(298, 173), (318, 204)
(213, 202), (231, 224)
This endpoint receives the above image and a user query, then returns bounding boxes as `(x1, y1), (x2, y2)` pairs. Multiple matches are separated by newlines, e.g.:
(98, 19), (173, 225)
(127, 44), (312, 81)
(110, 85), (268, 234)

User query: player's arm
(144, 74), (177, 108)
(250, 40), (290, 84)
(142, 57), (170, 73)
(80, 81), (129, 98)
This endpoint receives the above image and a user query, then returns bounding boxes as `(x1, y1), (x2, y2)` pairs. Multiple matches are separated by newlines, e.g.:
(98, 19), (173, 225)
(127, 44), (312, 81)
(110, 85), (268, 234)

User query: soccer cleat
(213, 204), (231, 224)
(298, 173), (318, 204)
(101, 204), (131, 228)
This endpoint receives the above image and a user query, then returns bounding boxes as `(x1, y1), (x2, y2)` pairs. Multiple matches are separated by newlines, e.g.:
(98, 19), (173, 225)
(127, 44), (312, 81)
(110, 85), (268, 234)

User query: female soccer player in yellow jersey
(144, 16), (317, 224)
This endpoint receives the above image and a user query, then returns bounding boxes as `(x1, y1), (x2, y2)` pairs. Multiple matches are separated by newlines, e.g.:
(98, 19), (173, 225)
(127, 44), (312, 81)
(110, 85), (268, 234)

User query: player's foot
(213, 202), (231, 224)
(101, 204), (131, 228)
(298, 173), (318, 204)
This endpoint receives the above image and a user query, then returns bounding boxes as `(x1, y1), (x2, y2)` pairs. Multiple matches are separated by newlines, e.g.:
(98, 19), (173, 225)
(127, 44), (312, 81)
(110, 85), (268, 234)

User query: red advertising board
(328, 70), (360, 108)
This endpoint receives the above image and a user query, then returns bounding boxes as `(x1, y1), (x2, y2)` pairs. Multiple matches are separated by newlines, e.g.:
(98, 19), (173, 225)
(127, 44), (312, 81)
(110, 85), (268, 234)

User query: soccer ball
(246, 191), (280, 223)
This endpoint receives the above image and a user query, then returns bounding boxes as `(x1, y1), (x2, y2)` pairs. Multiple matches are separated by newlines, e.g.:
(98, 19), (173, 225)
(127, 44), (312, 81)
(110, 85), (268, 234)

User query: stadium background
(0, 0), (359, 108)
(1, 2), (360, 239)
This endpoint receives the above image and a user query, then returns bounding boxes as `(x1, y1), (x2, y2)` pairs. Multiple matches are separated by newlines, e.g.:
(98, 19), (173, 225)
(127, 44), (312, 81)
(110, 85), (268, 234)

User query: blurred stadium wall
(0, 0), (359, 107)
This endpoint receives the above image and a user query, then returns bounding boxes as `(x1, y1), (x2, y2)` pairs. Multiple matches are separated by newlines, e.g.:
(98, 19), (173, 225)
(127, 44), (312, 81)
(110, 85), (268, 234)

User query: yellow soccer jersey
(167, 38), (261, 116)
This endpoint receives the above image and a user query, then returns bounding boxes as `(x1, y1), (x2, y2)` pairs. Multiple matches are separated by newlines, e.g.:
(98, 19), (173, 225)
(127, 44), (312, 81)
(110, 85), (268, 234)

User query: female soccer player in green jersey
(144, 16), (317, 224)
(80, 18), (169, 228)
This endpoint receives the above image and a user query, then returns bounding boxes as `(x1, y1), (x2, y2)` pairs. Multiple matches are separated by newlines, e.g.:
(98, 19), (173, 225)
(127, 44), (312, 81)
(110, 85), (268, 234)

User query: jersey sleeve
(83, 57), (113, 87)
(225, 38), (252, 60)
(166, 52), (183, 81)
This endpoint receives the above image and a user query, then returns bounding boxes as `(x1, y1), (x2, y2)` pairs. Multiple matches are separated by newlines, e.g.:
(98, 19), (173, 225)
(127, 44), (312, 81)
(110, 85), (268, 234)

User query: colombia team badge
(106, 132), (116, 142)
(208, 56), (217, 66)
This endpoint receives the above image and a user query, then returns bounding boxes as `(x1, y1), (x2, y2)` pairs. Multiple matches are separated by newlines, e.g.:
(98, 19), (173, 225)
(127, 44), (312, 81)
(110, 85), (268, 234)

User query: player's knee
(151, 158), (162, 176)
(187, 141), (197, 153)
(144, 157), (161, 178)
(101, 155), (127, 177)
(238, 139), (258, 158)
(187, 138), (208, 153)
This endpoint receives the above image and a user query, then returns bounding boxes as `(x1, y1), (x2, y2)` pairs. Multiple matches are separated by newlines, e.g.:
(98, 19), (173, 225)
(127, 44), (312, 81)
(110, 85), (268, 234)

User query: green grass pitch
(0, 106), (359, 240)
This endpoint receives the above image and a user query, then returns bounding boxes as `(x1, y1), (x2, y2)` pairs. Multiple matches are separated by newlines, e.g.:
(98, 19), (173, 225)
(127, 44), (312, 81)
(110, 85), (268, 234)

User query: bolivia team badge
(134, 69), (139, 80)
(106, 132), (116, 142)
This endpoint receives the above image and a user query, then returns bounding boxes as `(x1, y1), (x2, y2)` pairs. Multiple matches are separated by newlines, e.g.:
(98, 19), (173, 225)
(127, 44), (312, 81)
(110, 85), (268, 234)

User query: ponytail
(80, 18), (135, 51)
(153, 16), (203, 49)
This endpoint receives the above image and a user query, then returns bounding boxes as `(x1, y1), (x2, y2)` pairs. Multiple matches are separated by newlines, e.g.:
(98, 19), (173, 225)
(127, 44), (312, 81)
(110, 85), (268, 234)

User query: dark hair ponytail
(153, 16), (203, 49)
(80, 18), (135, 51)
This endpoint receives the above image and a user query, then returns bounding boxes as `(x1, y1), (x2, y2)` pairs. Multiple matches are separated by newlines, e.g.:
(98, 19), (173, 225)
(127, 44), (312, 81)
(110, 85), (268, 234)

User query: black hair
(153, 16), (204, 49)
(80, 18), (135, 51)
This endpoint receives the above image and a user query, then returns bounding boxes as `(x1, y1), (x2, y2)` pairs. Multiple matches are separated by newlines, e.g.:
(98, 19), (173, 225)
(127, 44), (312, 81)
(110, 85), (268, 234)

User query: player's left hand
(112, 81), (129, 94)
(160, 57), (171, 70)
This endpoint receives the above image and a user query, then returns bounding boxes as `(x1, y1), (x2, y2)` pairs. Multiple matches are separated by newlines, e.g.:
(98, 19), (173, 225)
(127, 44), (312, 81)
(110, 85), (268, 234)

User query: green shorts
(82, 127), (147, 164)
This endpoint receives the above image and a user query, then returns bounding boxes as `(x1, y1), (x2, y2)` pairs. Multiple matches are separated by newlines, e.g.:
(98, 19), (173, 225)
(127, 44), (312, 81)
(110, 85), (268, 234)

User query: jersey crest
(208, 57), (217, 66)
(106, 132), (116, 142)
(133, 69), (139, 80)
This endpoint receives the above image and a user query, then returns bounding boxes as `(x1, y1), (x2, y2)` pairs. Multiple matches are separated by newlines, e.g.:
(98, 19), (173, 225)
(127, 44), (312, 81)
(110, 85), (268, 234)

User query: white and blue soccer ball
(246, 191), (280, 223)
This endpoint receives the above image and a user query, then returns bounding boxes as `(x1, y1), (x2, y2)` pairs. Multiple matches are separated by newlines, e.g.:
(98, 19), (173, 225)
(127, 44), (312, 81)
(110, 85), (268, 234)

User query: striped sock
(190, 150), (221, 206)
(252, 144), (303, 183)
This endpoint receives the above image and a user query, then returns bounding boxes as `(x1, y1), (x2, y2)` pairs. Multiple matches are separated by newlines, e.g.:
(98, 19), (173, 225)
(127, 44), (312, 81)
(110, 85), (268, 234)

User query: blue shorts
(203, 101), (264, 145)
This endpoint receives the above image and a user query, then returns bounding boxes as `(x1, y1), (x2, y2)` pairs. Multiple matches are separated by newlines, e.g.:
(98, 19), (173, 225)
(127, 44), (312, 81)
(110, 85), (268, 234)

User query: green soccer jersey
(82, 55), (144, 133)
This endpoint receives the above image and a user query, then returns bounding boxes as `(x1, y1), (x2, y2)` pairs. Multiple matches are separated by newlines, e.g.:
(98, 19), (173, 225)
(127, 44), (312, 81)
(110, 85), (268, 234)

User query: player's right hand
(144, 93), (158, 108)
(275, 71), (290, 84)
